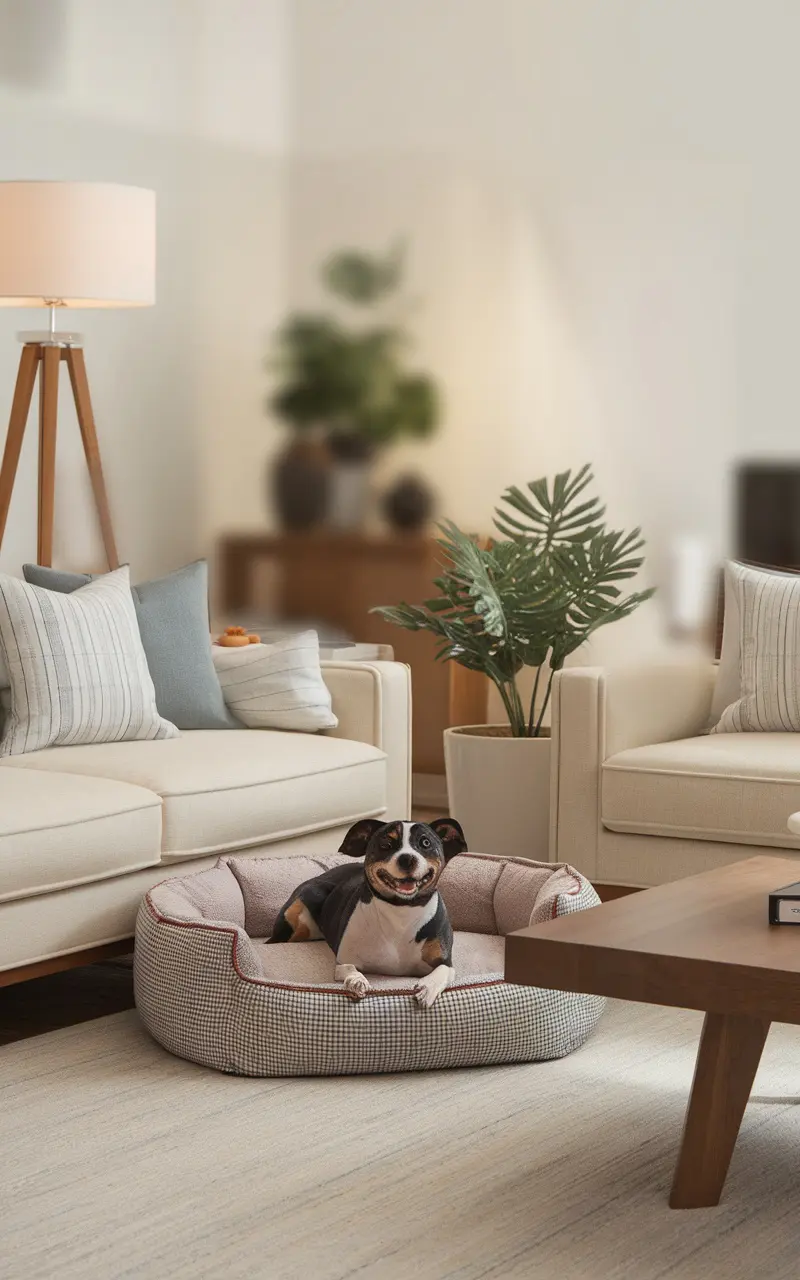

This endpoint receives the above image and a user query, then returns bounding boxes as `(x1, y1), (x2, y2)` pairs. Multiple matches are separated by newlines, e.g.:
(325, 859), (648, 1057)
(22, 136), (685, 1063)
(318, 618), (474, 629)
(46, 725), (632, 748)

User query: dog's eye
(380, 839), (392, 851)
(419, 836), (432, 850)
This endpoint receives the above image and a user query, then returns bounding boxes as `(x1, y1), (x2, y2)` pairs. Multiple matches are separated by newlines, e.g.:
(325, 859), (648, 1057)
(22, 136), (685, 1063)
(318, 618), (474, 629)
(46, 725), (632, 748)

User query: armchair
(549, 662), (800, 888)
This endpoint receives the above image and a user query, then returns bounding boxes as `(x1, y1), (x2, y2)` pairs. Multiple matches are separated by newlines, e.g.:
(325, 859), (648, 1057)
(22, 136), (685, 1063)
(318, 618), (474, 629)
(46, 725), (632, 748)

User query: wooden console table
(217, 532), (488, 776)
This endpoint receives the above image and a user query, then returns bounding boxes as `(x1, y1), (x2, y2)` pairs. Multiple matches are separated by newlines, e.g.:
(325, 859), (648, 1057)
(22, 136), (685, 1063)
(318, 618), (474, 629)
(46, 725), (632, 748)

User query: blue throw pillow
(23, 560), (236, 731)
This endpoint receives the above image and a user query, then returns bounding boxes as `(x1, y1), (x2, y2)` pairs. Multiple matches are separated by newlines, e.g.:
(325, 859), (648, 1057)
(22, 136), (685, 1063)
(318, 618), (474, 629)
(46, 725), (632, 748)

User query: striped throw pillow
(0, 566), (178, 756)
(211, 630), (337, 732)
(711, 560), (800, 733)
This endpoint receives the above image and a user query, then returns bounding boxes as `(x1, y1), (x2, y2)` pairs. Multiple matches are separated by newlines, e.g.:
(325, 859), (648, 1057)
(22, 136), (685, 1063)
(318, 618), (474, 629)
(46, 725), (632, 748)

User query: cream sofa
(549, 661), (800, 888)
(0, 661), (411, 982)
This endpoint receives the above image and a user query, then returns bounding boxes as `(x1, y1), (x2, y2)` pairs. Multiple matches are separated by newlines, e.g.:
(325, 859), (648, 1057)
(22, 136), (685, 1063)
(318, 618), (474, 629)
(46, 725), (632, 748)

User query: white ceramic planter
(444, 725), (551, 860)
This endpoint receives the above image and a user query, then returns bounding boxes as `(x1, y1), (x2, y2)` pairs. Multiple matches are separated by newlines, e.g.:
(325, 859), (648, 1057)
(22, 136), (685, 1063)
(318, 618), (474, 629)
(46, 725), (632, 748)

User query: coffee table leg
(669, 1011), (770, 1209)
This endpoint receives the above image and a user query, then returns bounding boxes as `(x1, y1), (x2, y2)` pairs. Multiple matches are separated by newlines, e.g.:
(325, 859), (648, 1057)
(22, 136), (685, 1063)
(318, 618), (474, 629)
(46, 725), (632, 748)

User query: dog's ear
(339, 818), (385, 858)
(429, 818), (468, 860)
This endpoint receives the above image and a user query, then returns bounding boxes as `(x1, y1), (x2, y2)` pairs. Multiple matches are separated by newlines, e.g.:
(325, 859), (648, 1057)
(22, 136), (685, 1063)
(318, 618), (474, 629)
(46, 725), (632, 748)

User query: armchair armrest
(550, 662), (716, 870)
(600, 661), (716, 757)
(321, 661), (412, 816)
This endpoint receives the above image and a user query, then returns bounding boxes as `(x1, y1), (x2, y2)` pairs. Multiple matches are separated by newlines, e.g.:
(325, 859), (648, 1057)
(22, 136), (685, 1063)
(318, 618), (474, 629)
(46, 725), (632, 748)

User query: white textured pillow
(710, 560), (800, 733)
(709, 560), (800, 727)
(212, 631), (338, 732)
(0, 566), (178, 756)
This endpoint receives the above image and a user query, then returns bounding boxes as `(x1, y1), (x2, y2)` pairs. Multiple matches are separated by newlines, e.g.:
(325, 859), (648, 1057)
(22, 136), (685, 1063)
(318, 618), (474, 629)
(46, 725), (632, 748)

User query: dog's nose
(396, 853), (416, 872)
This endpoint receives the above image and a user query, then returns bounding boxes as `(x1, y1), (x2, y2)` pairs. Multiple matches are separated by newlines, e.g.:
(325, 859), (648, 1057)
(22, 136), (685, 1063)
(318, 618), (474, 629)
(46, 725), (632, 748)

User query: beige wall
(0, 0), (288, 581)
(285, 0), (800, 657)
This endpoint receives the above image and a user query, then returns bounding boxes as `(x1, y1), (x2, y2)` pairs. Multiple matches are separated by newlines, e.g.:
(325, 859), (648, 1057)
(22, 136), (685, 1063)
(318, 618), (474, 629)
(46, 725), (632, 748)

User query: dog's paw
(414, 978), (439, 1009)
(344, 973), (370, 1000)
(414, 967), (453, 1009)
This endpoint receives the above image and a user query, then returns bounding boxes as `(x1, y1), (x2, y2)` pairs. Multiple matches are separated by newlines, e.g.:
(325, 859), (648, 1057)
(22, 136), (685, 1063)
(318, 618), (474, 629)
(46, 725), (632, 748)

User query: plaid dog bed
(134, 852), (605, 1077)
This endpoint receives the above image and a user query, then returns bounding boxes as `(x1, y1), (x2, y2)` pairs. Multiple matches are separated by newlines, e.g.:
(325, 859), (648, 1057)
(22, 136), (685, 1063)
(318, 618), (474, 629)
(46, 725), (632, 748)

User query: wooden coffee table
(505, 855), (800, 1209)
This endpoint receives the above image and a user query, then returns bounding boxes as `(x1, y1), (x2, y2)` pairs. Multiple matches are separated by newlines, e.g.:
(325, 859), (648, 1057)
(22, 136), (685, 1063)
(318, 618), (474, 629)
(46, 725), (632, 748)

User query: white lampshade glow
(0, 182), (155, 308)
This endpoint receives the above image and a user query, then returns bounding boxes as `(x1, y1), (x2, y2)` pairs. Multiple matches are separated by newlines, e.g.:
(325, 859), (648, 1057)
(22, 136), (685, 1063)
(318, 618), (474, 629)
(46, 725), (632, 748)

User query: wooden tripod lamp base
(0, 342), (119, 570)
(0, 180), (157, 570)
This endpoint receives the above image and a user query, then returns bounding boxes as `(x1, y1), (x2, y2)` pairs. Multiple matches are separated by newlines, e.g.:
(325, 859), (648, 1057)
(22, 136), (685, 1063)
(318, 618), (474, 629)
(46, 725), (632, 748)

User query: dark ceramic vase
(381, 473), (435, 531)
(270, 440), (330, 530)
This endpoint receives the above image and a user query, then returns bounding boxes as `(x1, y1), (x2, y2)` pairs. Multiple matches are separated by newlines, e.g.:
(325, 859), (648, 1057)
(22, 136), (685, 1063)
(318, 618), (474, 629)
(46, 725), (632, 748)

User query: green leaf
(528, 477), (552, 512)
(322, 246), (403, 305)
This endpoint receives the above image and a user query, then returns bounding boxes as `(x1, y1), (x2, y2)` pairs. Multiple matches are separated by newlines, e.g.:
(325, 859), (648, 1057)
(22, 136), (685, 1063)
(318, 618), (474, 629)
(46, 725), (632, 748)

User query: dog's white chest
(337, 895), (438, 977)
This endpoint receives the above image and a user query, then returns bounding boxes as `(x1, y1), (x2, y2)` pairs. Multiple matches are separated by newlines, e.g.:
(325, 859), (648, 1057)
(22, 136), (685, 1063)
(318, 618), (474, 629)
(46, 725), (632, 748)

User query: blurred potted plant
(267, 243), (440, 530)
(373, 465), (654, 857)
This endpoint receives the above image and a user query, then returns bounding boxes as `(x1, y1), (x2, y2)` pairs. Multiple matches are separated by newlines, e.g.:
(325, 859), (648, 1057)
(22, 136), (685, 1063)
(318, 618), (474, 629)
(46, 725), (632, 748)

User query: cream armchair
(549, 662), (800, 889)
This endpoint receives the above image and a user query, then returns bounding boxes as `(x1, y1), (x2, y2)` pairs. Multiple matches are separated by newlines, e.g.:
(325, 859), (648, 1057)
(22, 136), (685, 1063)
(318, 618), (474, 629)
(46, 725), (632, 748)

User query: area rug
(2, 1000), (800, 1280)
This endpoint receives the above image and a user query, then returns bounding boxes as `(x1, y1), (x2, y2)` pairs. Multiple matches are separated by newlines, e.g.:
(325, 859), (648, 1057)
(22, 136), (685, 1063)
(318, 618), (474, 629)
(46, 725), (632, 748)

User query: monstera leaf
(494, 464), (605, 548)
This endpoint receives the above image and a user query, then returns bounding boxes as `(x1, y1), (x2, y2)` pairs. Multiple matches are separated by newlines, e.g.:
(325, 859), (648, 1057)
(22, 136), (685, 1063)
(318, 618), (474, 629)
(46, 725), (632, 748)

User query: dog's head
(339, 818), (467, 904)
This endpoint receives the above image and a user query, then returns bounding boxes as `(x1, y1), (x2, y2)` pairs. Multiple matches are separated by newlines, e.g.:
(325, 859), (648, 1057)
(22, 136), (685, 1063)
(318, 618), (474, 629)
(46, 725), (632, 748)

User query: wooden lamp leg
(64, 347), (119, 570)
(37, 346), (60, 567)
(0, 341), (120, 569)
(0, 344), (40, 552)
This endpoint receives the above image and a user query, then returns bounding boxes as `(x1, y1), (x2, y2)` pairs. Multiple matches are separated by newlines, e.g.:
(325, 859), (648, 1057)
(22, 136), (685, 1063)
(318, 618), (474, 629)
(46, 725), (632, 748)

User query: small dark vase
(270, 439), (330, 530)
(382, 473), (435, 531)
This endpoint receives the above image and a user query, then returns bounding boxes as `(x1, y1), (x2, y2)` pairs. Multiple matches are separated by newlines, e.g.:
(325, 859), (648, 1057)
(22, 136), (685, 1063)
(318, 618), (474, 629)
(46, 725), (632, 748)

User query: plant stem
(495, 679), (525, 737)
(527, 664), (543, 737)
(533, 670), (555, 738)
(494, 680), (518, 736)
(509, 680), (527, 738)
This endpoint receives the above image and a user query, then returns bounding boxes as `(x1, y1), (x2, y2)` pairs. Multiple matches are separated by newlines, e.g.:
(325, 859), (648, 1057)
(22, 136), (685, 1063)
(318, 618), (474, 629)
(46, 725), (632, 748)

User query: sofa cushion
(0, 767), (162, 901)
(602, 733), (800, 848)
(0, 730), (388, 861)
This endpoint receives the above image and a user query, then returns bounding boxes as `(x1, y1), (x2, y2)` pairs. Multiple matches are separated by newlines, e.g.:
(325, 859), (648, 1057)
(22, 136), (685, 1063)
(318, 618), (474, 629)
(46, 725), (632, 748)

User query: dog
(268, 818), (467, 1006)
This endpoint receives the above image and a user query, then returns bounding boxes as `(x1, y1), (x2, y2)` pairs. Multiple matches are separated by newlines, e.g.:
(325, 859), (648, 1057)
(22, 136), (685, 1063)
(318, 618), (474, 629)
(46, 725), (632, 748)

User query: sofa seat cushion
(602, 733), (800, 848)
(1, 731), (388, 861)
(0, 767), (162, 901)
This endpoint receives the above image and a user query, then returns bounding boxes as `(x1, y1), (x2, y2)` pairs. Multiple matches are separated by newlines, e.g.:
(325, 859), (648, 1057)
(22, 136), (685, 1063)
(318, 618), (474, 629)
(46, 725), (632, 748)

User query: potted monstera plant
(373, 465), (654, 857)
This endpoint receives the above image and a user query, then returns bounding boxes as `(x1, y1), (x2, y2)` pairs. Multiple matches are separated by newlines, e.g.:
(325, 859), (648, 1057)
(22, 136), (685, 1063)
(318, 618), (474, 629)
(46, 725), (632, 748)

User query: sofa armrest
(600, 661), (717, 757)
(321, 661), (412, 816)
(549, 662), (716, 873)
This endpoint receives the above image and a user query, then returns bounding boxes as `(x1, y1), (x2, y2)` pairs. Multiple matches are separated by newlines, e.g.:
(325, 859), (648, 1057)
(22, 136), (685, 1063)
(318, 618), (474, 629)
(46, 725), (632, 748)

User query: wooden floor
(0, 956), (134, 1046)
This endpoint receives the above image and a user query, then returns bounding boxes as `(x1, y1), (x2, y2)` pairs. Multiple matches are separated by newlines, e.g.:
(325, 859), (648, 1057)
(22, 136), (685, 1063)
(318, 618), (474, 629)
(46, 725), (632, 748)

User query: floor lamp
(0, 182), (156, 568)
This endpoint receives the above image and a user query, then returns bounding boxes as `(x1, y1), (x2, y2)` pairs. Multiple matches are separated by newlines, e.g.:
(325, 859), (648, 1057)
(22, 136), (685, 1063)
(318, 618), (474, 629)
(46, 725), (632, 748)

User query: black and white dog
(269, 818), (467, 1006)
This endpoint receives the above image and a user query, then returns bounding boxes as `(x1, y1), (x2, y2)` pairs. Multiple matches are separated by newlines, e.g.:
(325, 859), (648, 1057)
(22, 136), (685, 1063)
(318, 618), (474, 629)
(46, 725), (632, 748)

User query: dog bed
(134, 852), (605, 1076)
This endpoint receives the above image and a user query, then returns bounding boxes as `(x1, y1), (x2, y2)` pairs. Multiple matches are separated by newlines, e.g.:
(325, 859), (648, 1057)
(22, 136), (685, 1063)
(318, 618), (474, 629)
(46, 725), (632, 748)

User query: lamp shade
(0, 182), (155, 308)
